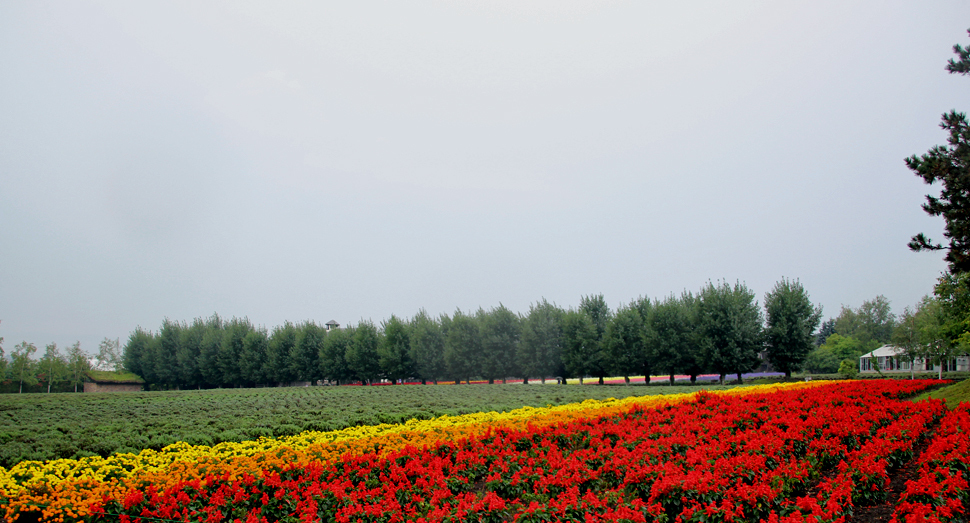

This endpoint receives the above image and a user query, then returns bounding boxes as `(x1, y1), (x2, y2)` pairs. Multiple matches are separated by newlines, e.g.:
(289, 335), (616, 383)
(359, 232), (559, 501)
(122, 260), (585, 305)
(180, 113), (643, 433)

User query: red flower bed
(89, 380), (945, 523)
(891, 404), (970, 523)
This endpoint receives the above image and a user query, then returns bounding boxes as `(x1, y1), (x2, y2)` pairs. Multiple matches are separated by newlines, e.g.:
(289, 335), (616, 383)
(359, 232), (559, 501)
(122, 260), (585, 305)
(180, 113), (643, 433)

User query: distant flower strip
(890, 403), (970, 523)
(1, 383), (818, 521)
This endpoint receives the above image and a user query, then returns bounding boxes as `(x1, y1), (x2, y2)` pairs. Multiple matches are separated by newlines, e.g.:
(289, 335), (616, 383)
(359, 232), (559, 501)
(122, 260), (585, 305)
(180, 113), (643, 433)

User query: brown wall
(84, 382), (144, 393)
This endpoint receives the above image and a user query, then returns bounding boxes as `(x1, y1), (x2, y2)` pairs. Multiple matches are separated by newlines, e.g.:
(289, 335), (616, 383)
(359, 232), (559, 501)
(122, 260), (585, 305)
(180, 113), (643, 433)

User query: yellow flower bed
(1, 381), (823, 521)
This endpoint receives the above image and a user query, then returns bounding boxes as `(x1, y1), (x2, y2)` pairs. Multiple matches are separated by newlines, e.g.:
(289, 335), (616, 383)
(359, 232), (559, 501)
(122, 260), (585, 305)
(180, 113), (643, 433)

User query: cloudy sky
(0, 1), (965, 354)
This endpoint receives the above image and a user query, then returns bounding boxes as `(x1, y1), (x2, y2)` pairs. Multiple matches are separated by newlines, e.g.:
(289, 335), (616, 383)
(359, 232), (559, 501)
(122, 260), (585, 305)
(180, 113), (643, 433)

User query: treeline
(0, 339), (114, 394)
(803, 296), (897, 374)
(805, 274), (970, 376)
(123, 279), (825, 389)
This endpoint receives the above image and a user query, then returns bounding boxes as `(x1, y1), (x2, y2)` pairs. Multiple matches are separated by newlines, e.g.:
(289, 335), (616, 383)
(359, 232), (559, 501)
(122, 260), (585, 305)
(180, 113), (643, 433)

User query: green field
(912, 378), (970, 407)
(0, 382), (735, 468)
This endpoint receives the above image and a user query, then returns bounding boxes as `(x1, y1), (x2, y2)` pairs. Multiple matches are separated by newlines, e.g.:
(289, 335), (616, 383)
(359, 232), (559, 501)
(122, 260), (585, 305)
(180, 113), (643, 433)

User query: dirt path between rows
(847, 425), (935, 523)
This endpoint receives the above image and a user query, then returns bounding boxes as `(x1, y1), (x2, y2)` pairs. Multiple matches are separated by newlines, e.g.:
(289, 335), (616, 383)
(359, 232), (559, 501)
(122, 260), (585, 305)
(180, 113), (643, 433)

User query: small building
(325, 320), (340, 331)
(859, 345), (970, 374)
(83, 371), (145, 392)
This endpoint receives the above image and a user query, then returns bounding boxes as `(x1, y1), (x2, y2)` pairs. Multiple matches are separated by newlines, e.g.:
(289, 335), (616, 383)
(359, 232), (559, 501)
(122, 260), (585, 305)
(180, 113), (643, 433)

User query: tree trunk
(785, 370), (792, 378)
(690, 374), (697, 384)
(523, 377), (529, 384)
(719, 373), (726, 385)
(488, 378), (494, 384)
(598, 376), (604, 385)
(669, 373), (675, 385)
(579, 377), (584, 385)
(736, 372), (743, 383)
(624, 376), (630, 385)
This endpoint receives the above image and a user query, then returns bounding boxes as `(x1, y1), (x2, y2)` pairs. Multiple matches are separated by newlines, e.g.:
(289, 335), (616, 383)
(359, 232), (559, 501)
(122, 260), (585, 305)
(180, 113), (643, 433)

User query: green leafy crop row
(0, 383), (731, 468)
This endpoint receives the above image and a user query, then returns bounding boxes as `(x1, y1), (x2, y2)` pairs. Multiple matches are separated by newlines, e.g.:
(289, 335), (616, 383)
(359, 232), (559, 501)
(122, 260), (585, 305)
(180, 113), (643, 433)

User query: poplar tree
(479, 304), (520, 384)
(66, 341), (88, 392)
(347, 320), (381, 384)
(409, 310), (446, 384)
(763, 278), (822, 378)
(517, 299), (563, 384)
(697, 281), (763, 383)
(379, 315), (413, 384)
(444, 309), (480, 384)
(12, 342), (38, 393)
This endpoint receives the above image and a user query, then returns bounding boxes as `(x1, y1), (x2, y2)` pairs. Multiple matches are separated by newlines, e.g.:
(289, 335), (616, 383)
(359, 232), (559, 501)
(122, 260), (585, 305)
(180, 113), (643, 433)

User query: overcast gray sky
(0, 1), (964, 354)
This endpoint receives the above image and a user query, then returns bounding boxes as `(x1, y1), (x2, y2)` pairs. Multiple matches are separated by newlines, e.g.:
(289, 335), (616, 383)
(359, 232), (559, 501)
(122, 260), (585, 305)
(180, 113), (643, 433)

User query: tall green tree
(11, 341), (38, 393)
(347, 321), (381, 384)
(39, 343), (67, 393)
(697, 281), (764, 383)
(935, 271), (970, 353)
(763, 278), (823, 378)
(479, 304), (520, 384)
(123, 327), (154, 380)
(65, 341), (88, 392)
(156, 321), (183, 388)
(561, 309), (600, 384)
(198, 320), (225, 387)
(219, 318), (252, 387)
(293, 322), (324, 383)
(320, 325), (352, 384)
(379, 315), (414, 384)
(907, 29), (970, 272)
(578, 295), (612, 384)
(178, 320), (205, 388)
(815, 319), (837, 347)
(409, 310), (446, 384)
(834, 296), (896, 352)
(268, 322), (299, 384)
(579, 294), (610, 341)
(240, 328), (270, 385)
(893, 296), (948, 378)
(517, 299), (564, 384)
(605, 302), (647, 383)
(647, 294), (697, 384)
(444, 309), (481, 384)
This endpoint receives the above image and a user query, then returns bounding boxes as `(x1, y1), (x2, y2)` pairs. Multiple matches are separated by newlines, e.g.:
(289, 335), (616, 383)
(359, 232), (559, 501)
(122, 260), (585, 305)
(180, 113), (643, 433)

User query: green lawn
(0, 382), (735, 468)
(912, 378), (970, 408)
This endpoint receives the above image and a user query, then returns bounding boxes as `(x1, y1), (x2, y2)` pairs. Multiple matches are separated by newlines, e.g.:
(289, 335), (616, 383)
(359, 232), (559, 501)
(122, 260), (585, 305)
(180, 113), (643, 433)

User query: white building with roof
(859, 344), (969, 374)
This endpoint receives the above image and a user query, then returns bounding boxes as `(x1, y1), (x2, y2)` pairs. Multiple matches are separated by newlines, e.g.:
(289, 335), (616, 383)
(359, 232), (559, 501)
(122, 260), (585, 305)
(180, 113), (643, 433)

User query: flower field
(0, 383), (707, 467)
(2, 380), (960, 522)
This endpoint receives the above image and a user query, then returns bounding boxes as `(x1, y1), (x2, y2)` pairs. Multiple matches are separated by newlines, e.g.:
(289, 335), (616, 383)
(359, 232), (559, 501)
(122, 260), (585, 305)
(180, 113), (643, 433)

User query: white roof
(860, 345), (904, 358)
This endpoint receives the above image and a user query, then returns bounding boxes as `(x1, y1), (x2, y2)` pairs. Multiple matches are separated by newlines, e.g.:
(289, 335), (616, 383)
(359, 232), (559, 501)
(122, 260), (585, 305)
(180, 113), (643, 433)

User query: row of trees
(0, 337), (122, 393)
(122, 278), (823, 390)
(804, 287), (970, 377)
(804, 296), (898, 374)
